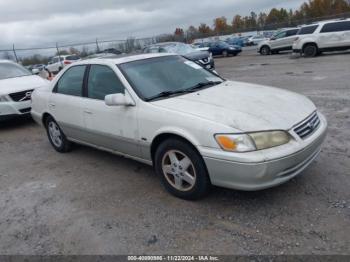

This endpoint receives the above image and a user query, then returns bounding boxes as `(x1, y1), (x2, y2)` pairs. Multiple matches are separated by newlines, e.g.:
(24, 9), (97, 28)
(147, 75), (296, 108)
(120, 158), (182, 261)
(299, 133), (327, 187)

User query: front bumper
(200, 113), (327, 191)
(0, 101), (32, 121)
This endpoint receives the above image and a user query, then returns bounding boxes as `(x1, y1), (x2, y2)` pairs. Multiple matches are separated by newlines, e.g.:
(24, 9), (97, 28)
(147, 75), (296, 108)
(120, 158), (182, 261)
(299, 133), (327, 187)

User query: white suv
(46, 55), (81, 73)
(258, 28), (299, 55)
(293, 19), (350, 57)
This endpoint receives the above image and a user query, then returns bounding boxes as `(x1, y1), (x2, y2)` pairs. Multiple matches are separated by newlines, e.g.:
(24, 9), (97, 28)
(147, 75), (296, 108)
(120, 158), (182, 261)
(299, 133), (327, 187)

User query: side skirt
(68, 137), (153, 166)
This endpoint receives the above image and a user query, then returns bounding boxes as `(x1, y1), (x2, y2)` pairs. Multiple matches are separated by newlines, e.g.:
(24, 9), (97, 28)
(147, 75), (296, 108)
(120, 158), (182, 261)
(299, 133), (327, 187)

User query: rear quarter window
(321, 21), (350, 33)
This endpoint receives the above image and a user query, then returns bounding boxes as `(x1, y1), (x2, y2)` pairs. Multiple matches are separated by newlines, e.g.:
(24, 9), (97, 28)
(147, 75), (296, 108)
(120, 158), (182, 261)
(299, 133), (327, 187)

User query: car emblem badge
(19, 91), (32, 102)
(308, 122), (315, 130)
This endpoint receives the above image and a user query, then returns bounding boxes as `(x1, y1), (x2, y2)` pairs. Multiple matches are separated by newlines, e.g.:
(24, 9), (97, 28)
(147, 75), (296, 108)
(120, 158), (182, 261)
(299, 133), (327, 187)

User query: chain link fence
(1, 12), (350, 65)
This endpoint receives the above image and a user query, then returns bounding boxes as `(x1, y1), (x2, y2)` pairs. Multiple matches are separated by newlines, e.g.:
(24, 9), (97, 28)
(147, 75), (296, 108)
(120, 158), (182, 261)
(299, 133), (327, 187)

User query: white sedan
(31, 53), (327, 200)
(0, 60), (48, 121)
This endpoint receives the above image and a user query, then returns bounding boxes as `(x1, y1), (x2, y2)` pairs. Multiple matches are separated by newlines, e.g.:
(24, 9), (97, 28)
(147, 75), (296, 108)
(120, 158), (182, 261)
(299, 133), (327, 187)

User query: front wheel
(45, 116), (72, 153)
(303, 44), (318, 57)
(154, 138), (211, 200)
(260, 46), (271, 55)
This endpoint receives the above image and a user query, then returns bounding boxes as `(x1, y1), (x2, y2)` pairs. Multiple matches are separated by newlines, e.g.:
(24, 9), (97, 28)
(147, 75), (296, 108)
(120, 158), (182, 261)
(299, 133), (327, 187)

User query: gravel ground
(0, 49), (349, 255)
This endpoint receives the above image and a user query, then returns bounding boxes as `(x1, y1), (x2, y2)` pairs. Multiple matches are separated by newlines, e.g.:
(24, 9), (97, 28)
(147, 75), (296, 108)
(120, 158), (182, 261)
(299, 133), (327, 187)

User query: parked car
(31, 54), (327, 200)
(143, 42), (214, 70)
(192, 43), (210, 52)
(46, 54), (81, 73)
(247, 35), (268, 46)
(293, 19), (350, 57)
(239, 36), (252, 46)
(0, 60), (48, 121)
(258, 28), (299, 55)
(31, 64), (46, 74)
(98, 48), (122, 55)
(226, 37), (244, 47)
(207, 41), (242, 57)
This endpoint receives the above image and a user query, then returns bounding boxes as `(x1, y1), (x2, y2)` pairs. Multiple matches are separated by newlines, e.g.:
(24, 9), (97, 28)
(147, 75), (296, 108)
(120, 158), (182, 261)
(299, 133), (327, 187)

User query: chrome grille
(294, 112), (320, 139)
(8, 89), (34, 102)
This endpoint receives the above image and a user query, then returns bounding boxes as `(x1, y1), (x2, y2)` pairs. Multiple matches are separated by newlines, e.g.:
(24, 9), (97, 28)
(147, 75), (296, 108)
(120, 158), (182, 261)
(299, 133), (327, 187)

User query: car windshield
(161, 43), (196, 55)
(119, 56), (223, 101)
(0, 62), (32, 80)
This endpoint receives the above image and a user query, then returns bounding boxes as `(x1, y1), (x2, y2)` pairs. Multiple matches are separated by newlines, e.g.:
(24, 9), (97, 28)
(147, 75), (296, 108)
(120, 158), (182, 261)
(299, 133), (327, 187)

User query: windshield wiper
(145, 81), (223, 102)
(184, 80), (223, 92)
(145, 90), (186, 101)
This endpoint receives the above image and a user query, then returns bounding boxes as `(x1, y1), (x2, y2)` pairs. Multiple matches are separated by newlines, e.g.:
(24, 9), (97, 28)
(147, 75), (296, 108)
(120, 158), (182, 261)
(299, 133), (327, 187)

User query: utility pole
(12, 44), (18, 63)
(56, 42), (64, 68)
(96, 38), (100, 53)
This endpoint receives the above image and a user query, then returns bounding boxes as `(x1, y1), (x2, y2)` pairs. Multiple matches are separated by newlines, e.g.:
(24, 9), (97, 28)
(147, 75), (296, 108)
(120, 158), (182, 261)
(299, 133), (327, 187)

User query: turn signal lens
(216, 135), (237, 151)
(215, 134), (256, 152)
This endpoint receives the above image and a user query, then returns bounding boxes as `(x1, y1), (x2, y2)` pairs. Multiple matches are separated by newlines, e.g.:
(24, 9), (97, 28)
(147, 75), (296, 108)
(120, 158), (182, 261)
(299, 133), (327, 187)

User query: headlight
(215, 131), (290, 152)
(229, 47), (236, 50)
(249, 131), (290, 150)
(0, 95), (9, 102)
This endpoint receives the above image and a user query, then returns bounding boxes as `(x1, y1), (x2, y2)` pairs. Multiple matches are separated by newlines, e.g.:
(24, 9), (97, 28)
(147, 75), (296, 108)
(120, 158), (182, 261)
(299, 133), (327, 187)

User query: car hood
(151, 81), (316, 132)
(184, 51), (210, 61)
(0, 75), (49, 95)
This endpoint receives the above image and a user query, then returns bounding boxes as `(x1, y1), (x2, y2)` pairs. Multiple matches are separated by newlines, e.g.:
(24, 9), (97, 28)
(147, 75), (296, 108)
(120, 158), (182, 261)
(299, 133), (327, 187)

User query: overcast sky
(0, 0), (305, 50)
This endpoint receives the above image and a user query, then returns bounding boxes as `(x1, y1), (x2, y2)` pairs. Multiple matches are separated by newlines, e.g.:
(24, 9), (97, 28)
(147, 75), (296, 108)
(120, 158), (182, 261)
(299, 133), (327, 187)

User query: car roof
(74, 53), (177, 65)
(300, 18), (350, 27)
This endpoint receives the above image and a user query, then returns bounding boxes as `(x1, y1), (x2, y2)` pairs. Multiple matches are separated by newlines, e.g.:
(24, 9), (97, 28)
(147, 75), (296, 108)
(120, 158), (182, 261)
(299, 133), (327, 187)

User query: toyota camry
(31, 53), (327, 200)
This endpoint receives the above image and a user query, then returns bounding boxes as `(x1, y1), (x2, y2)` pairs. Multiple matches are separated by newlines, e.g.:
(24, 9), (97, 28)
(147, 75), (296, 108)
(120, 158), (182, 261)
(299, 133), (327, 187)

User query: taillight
(64, 60), (72, 65)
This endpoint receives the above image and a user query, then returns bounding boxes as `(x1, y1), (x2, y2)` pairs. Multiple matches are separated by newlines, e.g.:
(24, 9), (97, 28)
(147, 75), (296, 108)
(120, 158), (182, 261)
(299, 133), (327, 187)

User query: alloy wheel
(48, 121), (63, 148)
(161, 150), (196, 192)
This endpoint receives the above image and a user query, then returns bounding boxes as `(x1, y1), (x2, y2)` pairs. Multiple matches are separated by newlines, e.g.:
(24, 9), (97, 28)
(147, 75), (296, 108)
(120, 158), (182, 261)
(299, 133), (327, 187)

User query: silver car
(31, 54), (327, 200)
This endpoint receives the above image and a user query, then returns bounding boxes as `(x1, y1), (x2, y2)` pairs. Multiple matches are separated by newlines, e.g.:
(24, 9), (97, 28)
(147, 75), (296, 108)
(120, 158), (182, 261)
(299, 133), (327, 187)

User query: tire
(222, 50), (228, 57)
(45, 116), (72, 153)
(154, 138), (211, 200)
(303, 44), (318, 57)
(260, 46), (271, 55)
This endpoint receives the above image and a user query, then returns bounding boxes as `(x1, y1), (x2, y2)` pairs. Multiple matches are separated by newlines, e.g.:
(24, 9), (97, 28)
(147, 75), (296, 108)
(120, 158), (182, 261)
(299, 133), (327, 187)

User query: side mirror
(105, 92), (135, 107)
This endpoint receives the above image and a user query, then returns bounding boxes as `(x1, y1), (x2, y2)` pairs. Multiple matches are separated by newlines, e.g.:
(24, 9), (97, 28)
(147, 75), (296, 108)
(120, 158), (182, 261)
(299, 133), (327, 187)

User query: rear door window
(55, 66), (86, 97)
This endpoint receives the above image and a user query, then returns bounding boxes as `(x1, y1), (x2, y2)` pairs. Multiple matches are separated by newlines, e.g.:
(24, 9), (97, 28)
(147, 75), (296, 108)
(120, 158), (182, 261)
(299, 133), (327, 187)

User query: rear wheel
(154, 138), (211, 200)
(260, 46), (270, 55)
(303, 44), (318, 57)
(45, 116), (71, 153)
